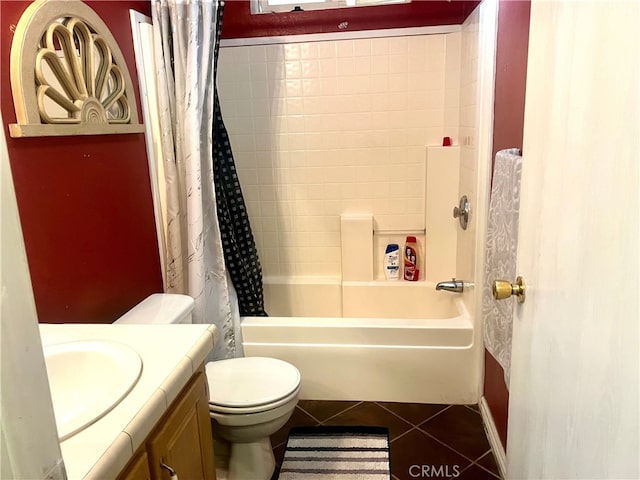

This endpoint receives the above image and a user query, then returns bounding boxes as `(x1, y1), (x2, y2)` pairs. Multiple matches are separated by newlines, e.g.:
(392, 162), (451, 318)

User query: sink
(43, 340), (142, 441)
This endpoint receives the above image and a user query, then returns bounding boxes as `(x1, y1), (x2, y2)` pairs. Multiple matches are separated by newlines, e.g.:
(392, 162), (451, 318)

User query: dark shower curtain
(211, 0), (267, 317)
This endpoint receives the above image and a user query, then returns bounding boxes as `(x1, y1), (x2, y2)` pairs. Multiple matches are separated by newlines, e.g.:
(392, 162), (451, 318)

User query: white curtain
(152, 0), (241, 359)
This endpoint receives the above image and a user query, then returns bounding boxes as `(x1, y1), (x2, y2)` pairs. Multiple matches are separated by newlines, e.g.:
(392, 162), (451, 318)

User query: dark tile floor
(270, 400), (501, 480)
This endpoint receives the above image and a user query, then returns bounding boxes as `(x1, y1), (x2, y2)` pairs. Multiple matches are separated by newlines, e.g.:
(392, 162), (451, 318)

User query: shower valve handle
(453, 195), (470, 230)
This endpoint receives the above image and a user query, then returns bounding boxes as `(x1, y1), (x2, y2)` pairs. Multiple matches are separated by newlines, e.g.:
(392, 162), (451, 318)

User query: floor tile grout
(477, 449), (493, 462)
(294, 404), (323, 425)
(463, 404), (481, 413)
(474, 461), (502, 479)
(374, 401), (452, 429)
(374, 401), (416, 426)
(415, 425), (483, 466)
(456, 463), (499, 480)
(415, 404), (453, 427)
(315, 400), (364, 425)
(474, 449), (502, 478)
(457, 459), (501, 479)
(388, 425), (417, 443)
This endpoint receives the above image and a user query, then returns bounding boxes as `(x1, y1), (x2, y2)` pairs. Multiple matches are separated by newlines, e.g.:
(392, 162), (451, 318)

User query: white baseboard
(480, 396), (507, 479)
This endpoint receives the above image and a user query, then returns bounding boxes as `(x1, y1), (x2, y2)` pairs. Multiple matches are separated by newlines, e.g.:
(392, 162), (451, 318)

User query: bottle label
(385, 249), (400, 280)
(404, 245), (420, 281)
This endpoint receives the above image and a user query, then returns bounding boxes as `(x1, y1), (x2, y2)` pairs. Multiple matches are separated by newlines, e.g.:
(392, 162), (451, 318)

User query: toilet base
(228, 436), (275, 480)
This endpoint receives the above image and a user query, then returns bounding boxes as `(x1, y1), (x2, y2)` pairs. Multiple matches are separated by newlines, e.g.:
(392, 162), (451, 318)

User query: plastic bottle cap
(406, 236), (417, 243)
(385, 244), (399, 253)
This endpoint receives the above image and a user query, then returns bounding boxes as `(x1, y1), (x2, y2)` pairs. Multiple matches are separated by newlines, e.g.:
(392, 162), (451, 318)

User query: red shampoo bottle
(403, 236), (420, 281)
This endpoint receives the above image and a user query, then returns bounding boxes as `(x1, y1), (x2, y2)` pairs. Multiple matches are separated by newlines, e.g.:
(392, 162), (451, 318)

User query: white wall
(0, 119), (65, 479)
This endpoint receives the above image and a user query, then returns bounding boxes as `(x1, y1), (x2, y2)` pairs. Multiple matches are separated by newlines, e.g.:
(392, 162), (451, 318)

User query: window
(252, 0), (410, 14)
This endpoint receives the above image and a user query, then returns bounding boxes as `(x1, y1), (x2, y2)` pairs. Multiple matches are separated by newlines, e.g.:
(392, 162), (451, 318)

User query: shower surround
(217, 31), (461, 278)
(217, 3), (492, 403)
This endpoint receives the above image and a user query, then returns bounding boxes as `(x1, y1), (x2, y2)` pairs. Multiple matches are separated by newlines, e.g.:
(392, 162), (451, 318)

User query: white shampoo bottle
(384, 244), (400, 280)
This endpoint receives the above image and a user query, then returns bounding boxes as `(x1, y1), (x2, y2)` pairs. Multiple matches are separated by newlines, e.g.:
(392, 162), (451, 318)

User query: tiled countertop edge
(83, 326), (218, 479)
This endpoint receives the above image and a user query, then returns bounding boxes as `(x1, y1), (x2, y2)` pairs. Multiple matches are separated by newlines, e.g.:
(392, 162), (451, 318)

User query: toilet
(114, 294), (301, 480)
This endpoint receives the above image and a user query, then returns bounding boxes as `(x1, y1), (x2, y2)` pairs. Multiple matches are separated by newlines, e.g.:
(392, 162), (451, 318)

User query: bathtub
(241, 277), (478, 404)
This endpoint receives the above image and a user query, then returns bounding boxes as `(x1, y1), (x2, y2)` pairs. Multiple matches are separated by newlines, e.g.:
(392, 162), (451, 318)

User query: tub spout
(435, 278), (466, 293)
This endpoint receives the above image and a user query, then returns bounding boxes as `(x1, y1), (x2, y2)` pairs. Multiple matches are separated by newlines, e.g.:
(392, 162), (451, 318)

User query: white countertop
(39, 323), (218, 480)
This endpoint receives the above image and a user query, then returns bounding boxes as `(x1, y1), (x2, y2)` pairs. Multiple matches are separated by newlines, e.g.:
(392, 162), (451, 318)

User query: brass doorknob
(492, 276), (526, 303)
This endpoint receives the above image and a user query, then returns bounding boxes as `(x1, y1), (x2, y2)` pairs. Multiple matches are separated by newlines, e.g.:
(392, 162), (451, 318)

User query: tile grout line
(415, 404), (453, 425)
(313, 400), (364, 425)
(375, 401), (452, 428)
(473, 450), (503, 479)
(374, 401), (415, 426)
(294, 404), (324, 425)
(388, 425), (418, 444)
(271, 404), (326, 450)
(458, 458), (501, 480)
(474, 461), (502, 479)
(415, 424), (484, 467)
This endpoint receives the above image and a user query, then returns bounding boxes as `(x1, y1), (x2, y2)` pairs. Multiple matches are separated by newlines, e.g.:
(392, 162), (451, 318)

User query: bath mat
(277, 426), (391, 480)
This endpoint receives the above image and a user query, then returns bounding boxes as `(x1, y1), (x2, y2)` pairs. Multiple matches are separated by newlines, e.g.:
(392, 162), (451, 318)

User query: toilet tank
(114, 294), (195, 325)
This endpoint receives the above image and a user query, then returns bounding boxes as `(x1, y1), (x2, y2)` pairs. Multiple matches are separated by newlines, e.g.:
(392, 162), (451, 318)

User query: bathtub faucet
(435, 278), (468, 293)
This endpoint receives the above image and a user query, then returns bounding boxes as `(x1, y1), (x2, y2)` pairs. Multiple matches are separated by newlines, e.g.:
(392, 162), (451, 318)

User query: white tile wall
(444, 32), (462, 143)
(218, 34), (457, 277)
(456, 6), (483, 289)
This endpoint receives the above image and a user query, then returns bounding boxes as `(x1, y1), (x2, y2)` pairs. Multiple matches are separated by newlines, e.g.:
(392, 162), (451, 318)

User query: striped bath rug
(277, 426), (391, 479)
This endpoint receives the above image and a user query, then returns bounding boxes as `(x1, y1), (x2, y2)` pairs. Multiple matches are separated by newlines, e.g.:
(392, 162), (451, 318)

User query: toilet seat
(206, 357), (301, 414)
(209, 385), (301, 416)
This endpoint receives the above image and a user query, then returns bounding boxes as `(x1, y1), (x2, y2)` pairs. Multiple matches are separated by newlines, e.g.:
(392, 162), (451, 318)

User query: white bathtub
(241, 278), (478, 404)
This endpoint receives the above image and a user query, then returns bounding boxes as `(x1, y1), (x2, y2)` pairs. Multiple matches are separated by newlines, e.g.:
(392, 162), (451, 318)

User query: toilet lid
(206, 357), (301, 409)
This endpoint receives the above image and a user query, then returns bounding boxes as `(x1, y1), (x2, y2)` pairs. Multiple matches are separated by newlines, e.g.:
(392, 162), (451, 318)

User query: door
(505, 1), (638, 479)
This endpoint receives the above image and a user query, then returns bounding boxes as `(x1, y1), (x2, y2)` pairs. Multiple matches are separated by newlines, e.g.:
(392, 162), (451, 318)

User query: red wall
(222, 0), (480, 38)
(492, 0), (531, 171)
(1, 1), (163, 324)
(486, 0), (531, 448)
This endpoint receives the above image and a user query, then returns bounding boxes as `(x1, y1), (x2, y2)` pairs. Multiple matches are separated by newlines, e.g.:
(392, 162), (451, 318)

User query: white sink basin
(43, 340), (142, 441)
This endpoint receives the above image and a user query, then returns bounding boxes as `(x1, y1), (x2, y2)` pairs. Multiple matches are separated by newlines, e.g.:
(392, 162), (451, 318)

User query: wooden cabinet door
(117, 451), (152, 480)
(147, 369), (216, 480)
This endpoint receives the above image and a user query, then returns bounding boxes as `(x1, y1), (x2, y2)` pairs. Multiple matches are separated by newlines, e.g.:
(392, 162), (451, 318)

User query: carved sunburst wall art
(9, 0), (144, 137)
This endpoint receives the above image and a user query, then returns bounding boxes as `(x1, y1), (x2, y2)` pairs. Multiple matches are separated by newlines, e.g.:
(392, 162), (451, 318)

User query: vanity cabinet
(120, 452), (151, 480)
(118, 366), (216, 480)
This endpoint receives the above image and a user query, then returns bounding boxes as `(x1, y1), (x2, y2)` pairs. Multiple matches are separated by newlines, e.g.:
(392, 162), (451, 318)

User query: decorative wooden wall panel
(9, 0), (143, 137)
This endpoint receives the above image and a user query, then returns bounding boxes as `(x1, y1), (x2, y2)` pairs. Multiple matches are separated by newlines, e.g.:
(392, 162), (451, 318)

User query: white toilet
(114, 294), (301, 480)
